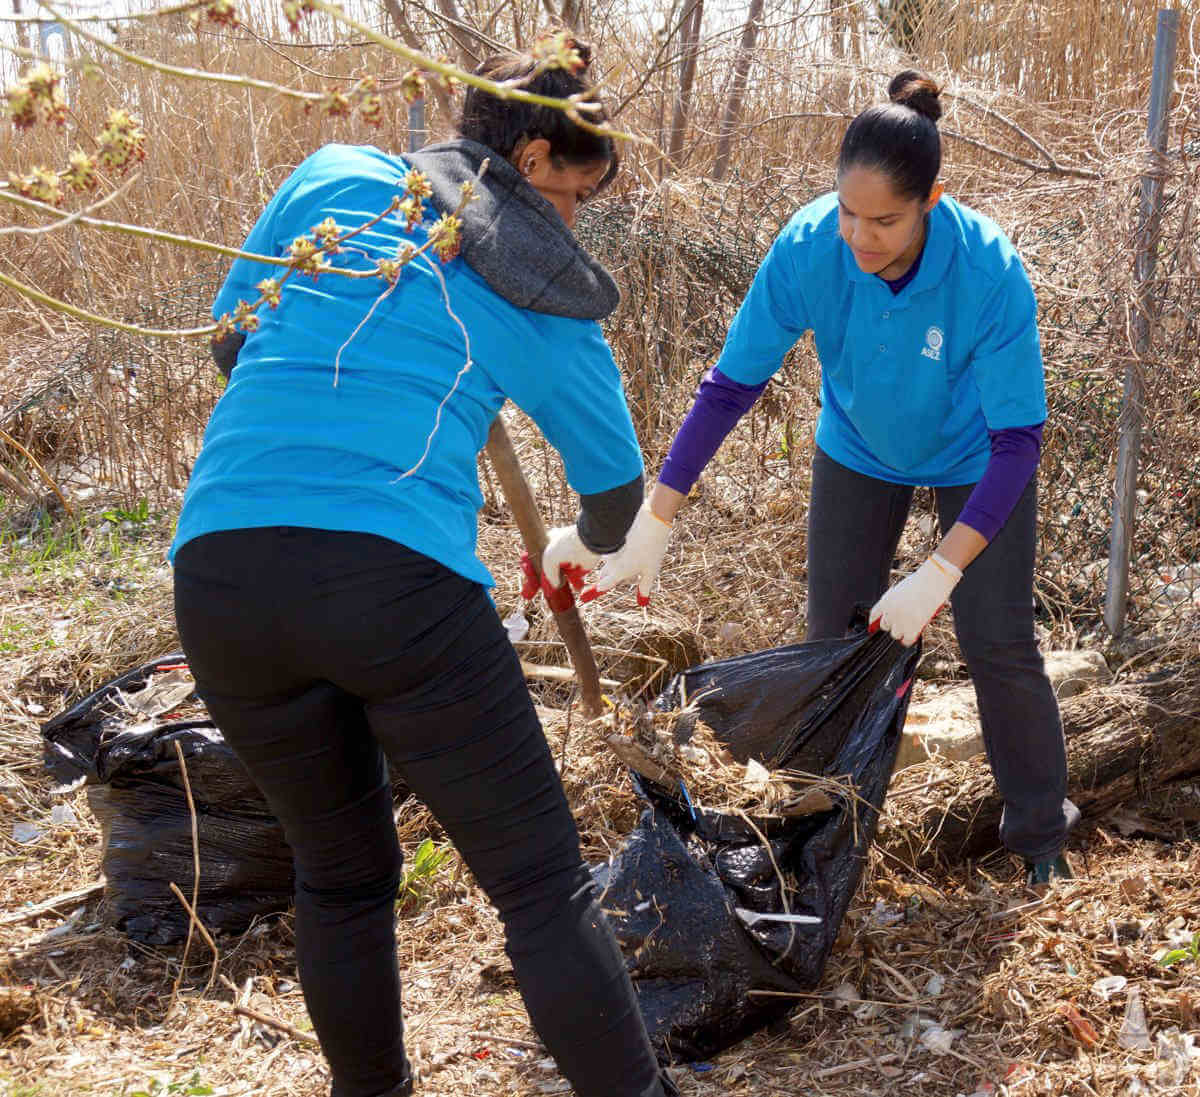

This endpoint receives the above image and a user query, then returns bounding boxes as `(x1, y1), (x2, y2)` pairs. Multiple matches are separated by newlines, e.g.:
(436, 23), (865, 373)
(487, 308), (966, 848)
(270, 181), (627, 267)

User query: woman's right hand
(579, 501), (673, 607)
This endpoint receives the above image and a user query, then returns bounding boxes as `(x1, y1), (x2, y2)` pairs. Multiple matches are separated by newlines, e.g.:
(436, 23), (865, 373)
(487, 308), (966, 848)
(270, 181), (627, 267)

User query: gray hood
(406, 138), (619, 321)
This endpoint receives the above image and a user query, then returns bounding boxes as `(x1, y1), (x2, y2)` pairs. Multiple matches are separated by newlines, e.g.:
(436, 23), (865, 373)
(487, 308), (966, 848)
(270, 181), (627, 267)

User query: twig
(1, 0), (204, 25)
(167, 883), (221, 966)
(0, 172), (141, 237)
(307, 0), (645, 146)
(0, 187), (295, 268)
(0, 426), (75, 517)
(0, 880), (105, 926)
(811, 1052), (899, 1079)
(169, 739), (220, 997)
(218, 974), (320, 1046)
(747, 989), (917, 1010)
(42, 2), (326, 106)
(466, 1030), (544, 1051)
(740, 111), (1100, 179)
(521, 662), (619, 688)
(0, 267), (216, 338)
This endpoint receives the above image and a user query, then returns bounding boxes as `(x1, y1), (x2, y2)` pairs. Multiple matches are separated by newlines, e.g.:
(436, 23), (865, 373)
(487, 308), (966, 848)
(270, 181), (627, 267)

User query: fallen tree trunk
(878, 664), (1200, 868)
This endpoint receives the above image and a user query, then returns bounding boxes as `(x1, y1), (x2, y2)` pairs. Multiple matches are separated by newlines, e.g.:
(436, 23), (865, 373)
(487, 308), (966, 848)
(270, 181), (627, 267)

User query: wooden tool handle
(485, 417), (604, 717)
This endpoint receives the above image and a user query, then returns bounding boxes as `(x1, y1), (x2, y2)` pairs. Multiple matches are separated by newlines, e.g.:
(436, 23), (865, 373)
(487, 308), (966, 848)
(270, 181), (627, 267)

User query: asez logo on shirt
(921, 326), (944, 361)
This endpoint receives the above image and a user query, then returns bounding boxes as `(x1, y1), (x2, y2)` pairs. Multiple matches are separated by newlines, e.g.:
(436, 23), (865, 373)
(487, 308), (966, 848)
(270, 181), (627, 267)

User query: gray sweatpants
(805, 447), (1079, 861)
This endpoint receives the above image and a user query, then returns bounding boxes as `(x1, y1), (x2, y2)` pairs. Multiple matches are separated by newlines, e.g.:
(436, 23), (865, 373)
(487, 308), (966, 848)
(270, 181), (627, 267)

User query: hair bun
(888, 70), (942, 123)
(569, 36), (593, 68)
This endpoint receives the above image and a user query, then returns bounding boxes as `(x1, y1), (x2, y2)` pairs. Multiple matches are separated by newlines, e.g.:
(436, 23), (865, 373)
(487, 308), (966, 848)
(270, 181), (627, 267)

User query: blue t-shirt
(715, 192), (1046, 486)
(171, 144), (643, 586)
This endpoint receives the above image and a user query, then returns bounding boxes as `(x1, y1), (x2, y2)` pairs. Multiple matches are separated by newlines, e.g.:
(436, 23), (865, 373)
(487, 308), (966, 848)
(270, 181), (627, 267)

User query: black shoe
(1024, 853), (1072, 888)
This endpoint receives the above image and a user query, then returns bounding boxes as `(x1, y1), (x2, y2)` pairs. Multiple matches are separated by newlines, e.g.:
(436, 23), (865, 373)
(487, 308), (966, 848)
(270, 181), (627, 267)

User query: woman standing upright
(172, 43), (676, 1097)
(586, 71), (1079, 887)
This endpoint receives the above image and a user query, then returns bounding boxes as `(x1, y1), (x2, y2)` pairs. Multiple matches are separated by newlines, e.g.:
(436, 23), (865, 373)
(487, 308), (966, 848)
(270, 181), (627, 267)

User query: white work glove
(541, 525), (600, 590)
(580, 502), (672, 607)
(869, 553), (962, 646)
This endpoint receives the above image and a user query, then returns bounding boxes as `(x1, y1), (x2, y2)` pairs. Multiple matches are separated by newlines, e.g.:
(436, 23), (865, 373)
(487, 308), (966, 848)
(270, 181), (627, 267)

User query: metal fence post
(1103, 8), (1179, 636)
(408, 100), (426, 153)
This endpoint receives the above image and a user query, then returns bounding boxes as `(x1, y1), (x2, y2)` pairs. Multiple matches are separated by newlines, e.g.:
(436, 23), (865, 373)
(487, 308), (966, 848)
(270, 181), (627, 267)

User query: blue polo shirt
(171, 144), (643, 586)
(715, 192), (1046, 485)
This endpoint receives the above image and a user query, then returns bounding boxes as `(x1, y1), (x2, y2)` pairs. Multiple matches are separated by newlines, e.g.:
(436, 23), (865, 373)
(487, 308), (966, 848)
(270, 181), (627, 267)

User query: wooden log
(878, 666), (1200, 867)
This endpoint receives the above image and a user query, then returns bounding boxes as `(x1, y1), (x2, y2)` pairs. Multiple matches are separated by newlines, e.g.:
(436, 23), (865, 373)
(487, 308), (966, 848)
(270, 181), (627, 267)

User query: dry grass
(2, 485), (1200, 1095)
(3, 650), (1200, 1096)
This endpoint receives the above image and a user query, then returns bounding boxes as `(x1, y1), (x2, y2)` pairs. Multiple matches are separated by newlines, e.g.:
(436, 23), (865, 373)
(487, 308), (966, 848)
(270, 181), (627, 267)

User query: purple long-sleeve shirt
(658, 367), (1043, 543)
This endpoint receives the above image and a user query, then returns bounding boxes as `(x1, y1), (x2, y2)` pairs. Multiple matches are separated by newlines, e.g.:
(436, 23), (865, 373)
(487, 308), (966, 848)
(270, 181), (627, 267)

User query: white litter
(1092, 974), (1128, 1001)
(502, 611), (529, 644)
(734, 907), (821, 927)
(920, 1025), (964, 1055)
(1118, 985), (1153, 1051)
(12, 821), (42, 844)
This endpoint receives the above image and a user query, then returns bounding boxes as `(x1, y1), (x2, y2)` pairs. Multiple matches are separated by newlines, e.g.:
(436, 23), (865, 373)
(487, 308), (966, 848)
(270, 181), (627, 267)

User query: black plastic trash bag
(42, 653), (296, 943)
(42, 653), (408, 944)
(595, 619), (920, 1062)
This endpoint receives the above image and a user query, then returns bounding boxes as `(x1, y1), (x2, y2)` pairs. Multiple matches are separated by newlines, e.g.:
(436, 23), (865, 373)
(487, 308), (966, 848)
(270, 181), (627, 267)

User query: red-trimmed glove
(519, 524), (596, 614)
(579, 502), (672, 607)
(520, 551), (589, 613)
(542, 525), (600, 589)
(868, 553), (962, 646)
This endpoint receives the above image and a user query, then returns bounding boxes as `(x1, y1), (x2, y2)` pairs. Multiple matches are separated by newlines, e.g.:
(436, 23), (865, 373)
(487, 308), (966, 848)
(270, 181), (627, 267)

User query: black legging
(174, 526), (672, 1097)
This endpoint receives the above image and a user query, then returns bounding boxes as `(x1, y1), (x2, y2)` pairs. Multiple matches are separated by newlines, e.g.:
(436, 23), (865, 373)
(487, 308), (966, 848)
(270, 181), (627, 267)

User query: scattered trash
(1155, 1028), (1198, 1086)
(25, 699), (46, 715)
(924, 973), (946, 997)
(501, 610), (529, 644)
(920, 1024), (964, 1055)
(595, 616), (920, 1060)
(49, 803), (77, 827)
(831, 983), (860, 1008)
(733, 907), (822, 928)
(11, 821), (43, 844)
(870, 898), (905, 926)
(1092, 975), (1128, 1001)
(898, 1013), (925, 1040)
(742, 757), (771, 793)
(38, 908), (84, 943)
(1119, 985), (1153, 1051)
(116, 667), (195, 720)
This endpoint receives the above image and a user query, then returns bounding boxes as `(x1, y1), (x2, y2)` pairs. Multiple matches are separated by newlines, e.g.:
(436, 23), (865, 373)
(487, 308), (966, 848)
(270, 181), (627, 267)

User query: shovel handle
(485, 417), (604, 718)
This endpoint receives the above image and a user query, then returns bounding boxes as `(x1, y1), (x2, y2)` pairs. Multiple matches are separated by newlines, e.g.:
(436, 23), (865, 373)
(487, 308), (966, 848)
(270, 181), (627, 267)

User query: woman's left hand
(869, 553), (962, 646)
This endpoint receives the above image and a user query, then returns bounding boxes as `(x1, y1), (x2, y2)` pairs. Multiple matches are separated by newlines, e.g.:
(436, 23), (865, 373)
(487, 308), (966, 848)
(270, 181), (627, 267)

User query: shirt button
(882, 311), (890, 319)
(879, 343), (886, 352)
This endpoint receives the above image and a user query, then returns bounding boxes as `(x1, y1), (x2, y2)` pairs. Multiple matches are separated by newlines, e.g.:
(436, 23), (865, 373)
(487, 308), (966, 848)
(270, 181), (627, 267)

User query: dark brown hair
(458, 41), (618, 193)
(836, 70), (942, 200)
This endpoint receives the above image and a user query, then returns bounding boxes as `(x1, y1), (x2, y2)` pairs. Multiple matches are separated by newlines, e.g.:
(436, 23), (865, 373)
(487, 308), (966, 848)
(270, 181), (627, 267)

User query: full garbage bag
(42, 653), (295, 943)
(595, 619), (920, 1061)
(41, 653), (407, 944)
